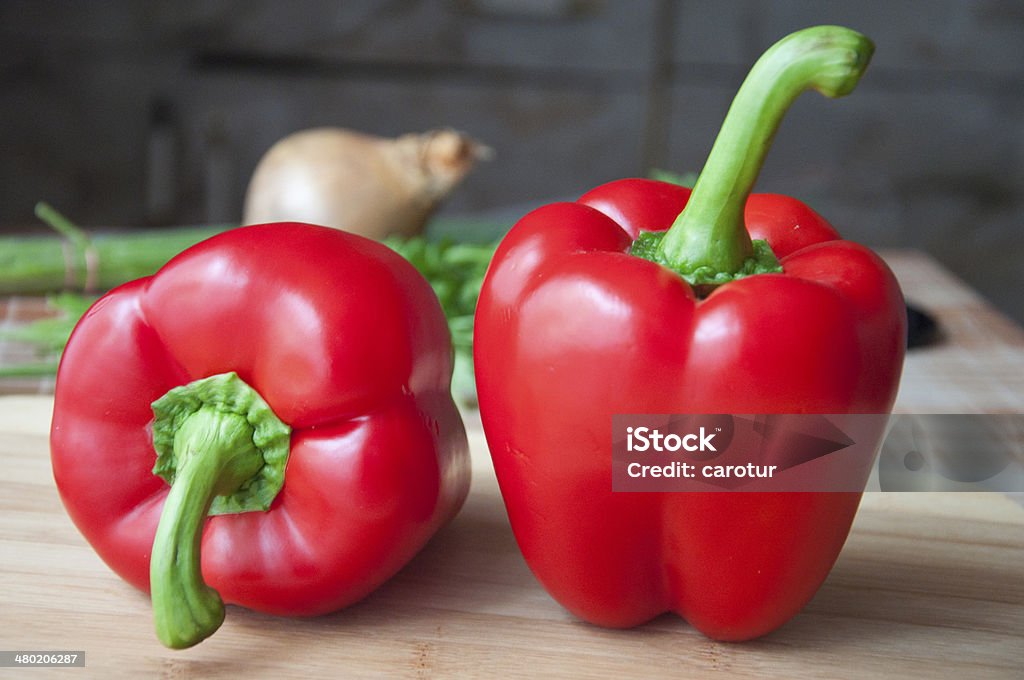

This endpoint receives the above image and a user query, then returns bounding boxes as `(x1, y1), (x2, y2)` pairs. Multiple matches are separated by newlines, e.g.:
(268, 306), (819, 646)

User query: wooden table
(1, 251), (1022, 678)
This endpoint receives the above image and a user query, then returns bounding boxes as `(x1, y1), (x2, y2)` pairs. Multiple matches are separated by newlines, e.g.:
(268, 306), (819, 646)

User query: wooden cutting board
(1, 396), (1021, 679)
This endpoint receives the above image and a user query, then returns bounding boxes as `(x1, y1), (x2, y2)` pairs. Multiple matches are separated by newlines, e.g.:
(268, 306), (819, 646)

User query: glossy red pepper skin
(474, 178), (906, 640)
(51, 223), (470, 617)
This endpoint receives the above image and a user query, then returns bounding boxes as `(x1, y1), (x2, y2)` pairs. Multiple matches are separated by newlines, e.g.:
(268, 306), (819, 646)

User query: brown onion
(242, 127), (490, 239)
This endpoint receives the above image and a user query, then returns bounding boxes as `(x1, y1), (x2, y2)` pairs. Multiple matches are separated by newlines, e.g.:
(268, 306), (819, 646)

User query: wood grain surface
(1, 251), (1023, 678)
(1, 399), (1022, 679)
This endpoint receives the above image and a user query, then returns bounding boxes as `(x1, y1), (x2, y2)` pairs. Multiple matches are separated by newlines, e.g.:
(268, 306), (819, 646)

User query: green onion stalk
(0, 203), (499, 404)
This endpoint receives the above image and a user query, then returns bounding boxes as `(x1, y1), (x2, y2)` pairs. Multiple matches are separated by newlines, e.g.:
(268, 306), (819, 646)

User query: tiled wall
(2, 1), (1022, 321)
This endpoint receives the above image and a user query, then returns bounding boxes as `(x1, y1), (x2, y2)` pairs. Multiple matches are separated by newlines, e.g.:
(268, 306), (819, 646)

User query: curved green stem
(151, 408), (263, 648)
(652, 25), (874, 285)
(148, 372), (291, 649)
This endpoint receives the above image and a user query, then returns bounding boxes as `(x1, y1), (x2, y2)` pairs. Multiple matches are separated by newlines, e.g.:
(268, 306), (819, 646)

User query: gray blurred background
(2, 1), (1022, 321)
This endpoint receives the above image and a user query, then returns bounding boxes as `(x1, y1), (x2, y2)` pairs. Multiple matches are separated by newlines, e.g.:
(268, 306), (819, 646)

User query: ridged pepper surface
(51, 223), (470, 648)
(474, 26), (905, 640)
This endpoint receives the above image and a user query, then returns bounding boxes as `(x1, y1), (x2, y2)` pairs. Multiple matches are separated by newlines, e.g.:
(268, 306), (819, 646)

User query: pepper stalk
(633, 25), (875, 290)
(149, 372), (291, 648)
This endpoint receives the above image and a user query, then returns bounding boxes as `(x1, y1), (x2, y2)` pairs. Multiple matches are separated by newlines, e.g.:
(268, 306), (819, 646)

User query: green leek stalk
(0, 204), (498, 404)
(0, 203), (228, 295)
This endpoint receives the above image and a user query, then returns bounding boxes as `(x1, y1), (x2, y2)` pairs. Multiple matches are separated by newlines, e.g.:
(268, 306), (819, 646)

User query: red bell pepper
(474, 26), (905, 640)
(50, 223), (470, 648)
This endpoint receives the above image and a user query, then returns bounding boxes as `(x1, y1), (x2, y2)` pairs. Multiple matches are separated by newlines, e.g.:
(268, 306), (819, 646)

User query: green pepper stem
(150, 407), (264, 649)
(656, 25), (874, 279)
(147, 372), (290, 649)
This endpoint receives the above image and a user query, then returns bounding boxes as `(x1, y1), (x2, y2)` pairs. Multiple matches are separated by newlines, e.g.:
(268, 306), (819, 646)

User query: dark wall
(2, 1), (1023, 321)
